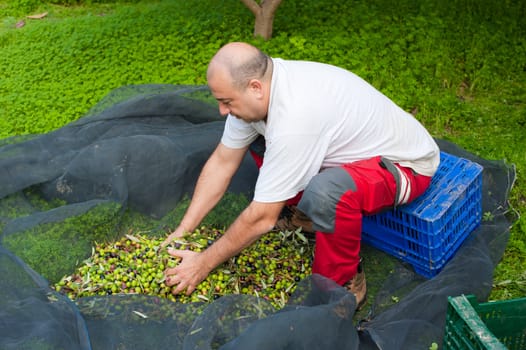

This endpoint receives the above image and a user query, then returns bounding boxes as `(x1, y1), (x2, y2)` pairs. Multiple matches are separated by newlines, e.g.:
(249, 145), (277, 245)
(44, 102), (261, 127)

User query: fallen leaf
(132, 310), (148, 319)
(15, 20), (25, 28)
(27, 12), (48, 19)
(125, 233), (141, 243)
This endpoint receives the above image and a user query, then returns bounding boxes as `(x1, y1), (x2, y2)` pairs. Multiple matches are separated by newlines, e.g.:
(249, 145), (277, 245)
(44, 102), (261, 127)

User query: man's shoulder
(274, 57), (337, 71)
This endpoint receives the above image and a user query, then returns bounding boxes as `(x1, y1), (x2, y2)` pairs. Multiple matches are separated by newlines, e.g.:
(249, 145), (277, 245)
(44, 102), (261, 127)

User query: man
(162, 42), (440, 309)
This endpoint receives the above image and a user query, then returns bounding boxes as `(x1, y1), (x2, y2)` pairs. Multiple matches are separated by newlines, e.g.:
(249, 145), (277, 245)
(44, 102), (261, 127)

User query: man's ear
(248, 79), (264, 98)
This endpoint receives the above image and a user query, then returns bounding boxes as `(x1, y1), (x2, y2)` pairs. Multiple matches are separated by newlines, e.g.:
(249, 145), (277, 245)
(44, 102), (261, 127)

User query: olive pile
(54, 227), (314, 308)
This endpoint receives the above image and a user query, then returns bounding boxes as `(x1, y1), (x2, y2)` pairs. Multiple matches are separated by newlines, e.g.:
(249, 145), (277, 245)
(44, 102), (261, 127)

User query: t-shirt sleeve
(254, 133), (328, 203)
(221, 115), (260, 149)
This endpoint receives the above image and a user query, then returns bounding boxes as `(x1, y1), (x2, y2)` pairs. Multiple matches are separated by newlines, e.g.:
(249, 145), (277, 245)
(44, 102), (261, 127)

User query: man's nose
(218, 103), (230, 116)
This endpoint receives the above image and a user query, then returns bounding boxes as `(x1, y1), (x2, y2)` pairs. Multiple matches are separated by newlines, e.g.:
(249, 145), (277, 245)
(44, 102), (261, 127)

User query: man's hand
(164, 248), (212, 295)
(161, 225), (186, 249)
(163, 200), (286, 296)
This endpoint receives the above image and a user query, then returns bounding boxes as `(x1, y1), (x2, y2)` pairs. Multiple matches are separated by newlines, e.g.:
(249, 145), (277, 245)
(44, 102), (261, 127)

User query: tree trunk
(240, 0), (283, 40)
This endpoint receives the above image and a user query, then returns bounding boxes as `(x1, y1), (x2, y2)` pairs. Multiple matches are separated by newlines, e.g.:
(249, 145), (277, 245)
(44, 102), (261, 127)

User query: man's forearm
(179, 165), (229, 233)
(179, 143), (248, 233)
(199, 200), (284, 272)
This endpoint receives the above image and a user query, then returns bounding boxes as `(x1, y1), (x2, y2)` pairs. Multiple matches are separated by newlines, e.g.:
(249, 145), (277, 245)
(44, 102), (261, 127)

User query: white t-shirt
(221, 58), (440, 203)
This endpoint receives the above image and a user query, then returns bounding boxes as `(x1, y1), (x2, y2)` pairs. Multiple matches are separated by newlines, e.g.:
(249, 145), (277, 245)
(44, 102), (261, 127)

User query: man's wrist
(197, 248), (217, 275)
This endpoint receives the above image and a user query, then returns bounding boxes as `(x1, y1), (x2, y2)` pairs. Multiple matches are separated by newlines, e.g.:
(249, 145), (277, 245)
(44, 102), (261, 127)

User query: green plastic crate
(444, 294), (526, 349)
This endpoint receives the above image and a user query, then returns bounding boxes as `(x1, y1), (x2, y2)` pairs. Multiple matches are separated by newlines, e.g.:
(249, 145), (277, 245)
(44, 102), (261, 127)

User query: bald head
(207, 42), (270, 91)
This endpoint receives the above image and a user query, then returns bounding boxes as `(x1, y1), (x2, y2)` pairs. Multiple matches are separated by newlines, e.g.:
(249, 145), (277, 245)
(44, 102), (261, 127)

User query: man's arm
(162, 142), (248, 246)
(165, 199), (286, 295)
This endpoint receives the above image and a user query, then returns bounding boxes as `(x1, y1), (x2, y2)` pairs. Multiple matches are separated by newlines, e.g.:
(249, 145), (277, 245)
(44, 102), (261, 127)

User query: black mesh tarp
(0, 85), (516, 349)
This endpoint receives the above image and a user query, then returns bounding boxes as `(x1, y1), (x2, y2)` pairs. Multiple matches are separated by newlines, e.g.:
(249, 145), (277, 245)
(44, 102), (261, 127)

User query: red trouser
(250, 150), (432, 285)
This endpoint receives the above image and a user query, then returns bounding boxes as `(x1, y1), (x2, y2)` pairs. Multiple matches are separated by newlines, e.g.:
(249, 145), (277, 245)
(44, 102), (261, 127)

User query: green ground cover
(1, 0), (525, 301)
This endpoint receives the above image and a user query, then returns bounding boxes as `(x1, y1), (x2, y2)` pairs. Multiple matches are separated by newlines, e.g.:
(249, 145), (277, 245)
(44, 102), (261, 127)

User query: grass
(0, 0), (525, 302)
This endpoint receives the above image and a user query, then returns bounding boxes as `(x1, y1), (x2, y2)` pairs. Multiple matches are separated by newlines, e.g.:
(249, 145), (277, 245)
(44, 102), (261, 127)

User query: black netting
(0, 246), (91, 350)
(0, 85), (516, 349)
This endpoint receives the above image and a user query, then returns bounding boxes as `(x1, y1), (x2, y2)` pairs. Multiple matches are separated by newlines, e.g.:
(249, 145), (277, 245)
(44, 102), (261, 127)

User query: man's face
(208, 70), (266, 123)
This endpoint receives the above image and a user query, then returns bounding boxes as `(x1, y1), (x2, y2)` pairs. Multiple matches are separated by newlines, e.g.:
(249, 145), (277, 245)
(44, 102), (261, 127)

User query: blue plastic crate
(362, 152), (483, 278)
